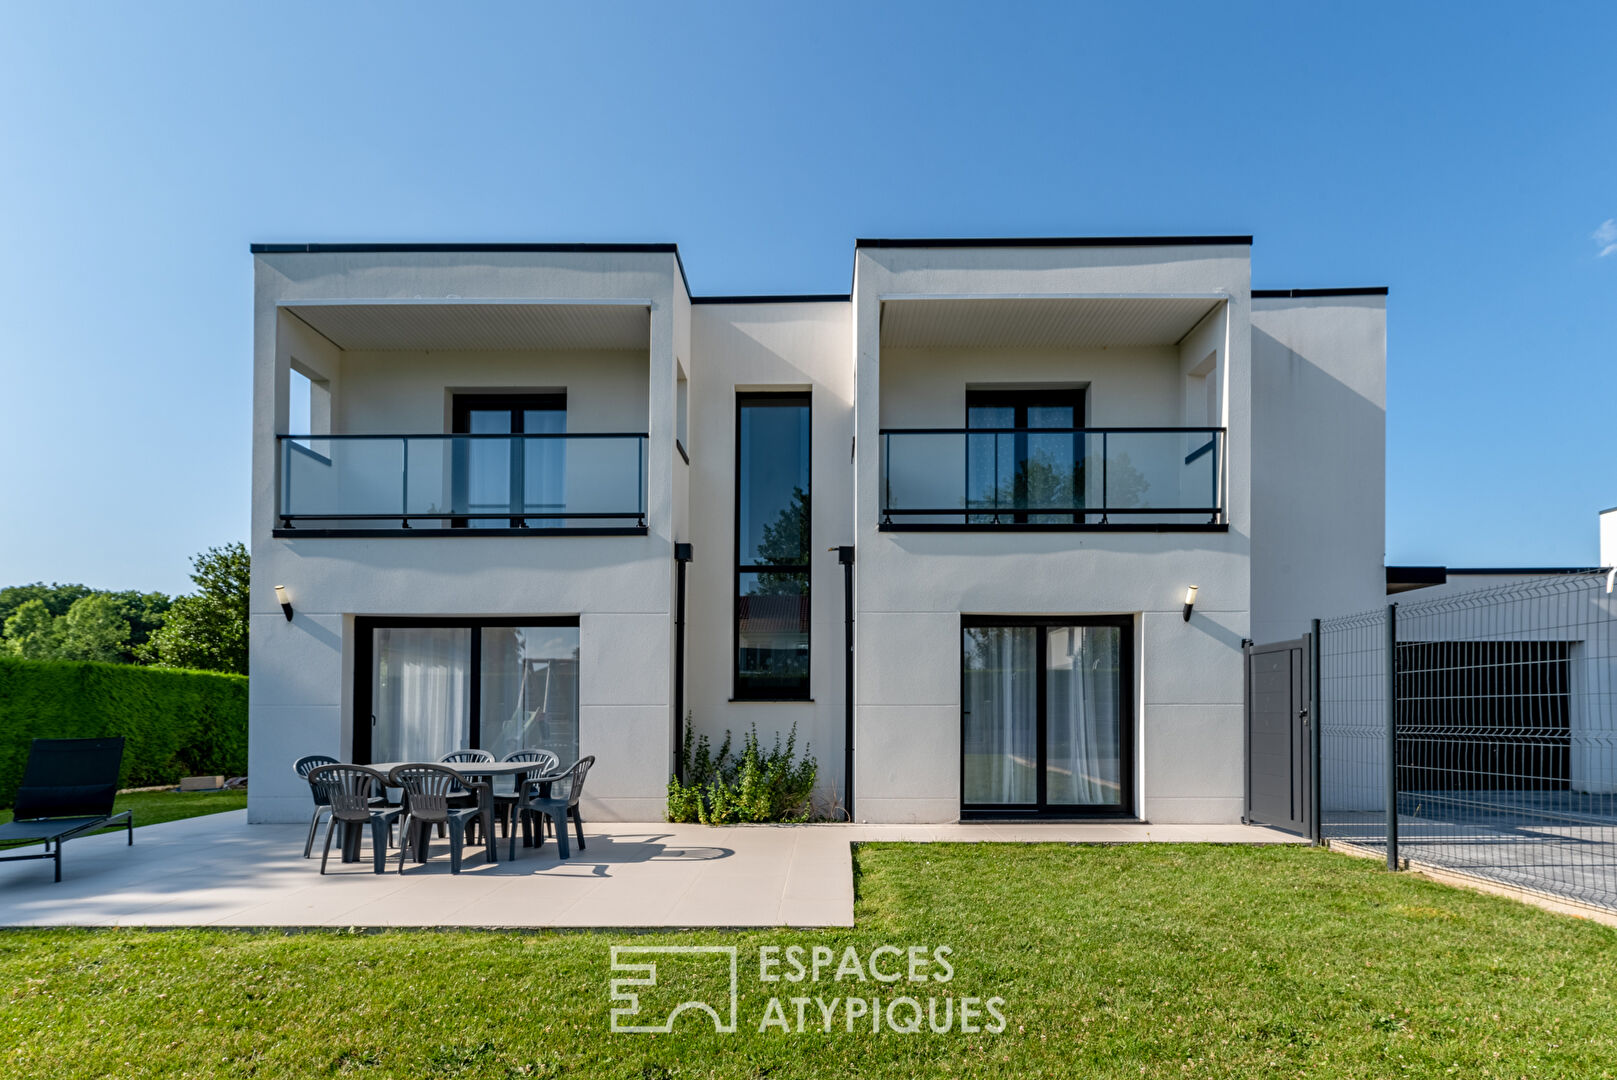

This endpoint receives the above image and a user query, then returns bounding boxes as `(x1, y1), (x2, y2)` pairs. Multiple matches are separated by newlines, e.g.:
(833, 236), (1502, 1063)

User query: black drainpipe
(673, 542), (694, 782)
(837, 545), (855, 821)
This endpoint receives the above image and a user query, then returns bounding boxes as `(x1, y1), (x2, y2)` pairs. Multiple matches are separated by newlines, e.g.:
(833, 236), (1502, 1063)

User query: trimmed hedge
(0, 655), (247, 807)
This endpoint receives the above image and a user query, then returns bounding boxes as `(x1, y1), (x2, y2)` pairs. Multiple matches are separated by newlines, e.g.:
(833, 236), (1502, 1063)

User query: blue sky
(1, 2), (1613, 595)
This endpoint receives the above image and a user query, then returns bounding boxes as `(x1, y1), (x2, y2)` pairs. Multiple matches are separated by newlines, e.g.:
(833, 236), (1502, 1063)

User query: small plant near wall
(666, 720), (816, 824)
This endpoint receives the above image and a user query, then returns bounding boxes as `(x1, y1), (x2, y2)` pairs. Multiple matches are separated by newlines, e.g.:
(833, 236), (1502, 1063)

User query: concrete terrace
(0, 812), (1302, 929)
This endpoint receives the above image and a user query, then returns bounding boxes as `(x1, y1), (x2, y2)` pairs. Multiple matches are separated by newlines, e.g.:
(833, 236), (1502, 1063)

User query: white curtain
(1046, 627), (1121, 805)
(963, 627), (1037, 804)
(372, 628), (470, 762)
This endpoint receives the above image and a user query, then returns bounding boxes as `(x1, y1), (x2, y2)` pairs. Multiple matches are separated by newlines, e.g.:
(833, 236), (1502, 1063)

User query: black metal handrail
(879, 426), (1225, 528)
(276, 433), (648, 531)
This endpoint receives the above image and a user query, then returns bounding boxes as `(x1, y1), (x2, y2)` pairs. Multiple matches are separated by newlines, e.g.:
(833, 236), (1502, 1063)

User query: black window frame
(959, 614), (1135, 819)
(965, 388), (1086, 525)
(450, 393), (567, 528)
(733, 391), (813, 701)
(352, 615), (580, 764)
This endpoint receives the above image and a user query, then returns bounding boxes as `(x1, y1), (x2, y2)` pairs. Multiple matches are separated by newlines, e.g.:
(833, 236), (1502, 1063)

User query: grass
(0, 842), (1613, 1078)
(0, 787), (247, 830)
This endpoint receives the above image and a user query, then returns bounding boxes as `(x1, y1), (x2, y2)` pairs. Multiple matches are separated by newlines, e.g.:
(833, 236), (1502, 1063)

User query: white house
(247, 238), (1387, 825)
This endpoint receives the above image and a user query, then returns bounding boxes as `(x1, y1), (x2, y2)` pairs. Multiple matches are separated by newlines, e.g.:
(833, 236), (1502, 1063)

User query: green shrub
(0, 655), (247, 807)
(666, 720), (817, 824)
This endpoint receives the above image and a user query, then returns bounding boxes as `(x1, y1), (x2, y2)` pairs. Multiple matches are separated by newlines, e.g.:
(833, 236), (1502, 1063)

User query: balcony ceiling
(283, 302), (650, 351)
(880, 296), (1221, 349)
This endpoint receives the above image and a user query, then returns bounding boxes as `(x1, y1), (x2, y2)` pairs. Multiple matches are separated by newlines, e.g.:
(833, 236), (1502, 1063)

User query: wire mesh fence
(1317, 572), (1617, 911)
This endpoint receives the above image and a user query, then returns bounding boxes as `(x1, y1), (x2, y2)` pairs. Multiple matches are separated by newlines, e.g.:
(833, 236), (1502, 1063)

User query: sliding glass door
(356, 618), (579, 765)
(962, 616), (1131, 816)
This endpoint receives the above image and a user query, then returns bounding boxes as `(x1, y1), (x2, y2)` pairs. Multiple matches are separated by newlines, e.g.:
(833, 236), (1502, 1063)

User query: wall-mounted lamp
(1182, 585), (1198, 622)
(274, 585), (294, 622)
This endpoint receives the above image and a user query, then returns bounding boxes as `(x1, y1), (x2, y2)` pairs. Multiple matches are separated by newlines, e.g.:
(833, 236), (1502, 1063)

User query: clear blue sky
(2, 2), (1613, 595)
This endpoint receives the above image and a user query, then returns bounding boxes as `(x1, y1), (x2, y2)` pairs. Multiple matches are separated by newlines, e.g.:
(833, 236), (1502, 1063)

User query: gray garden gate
(1244, 636), (1315, 837)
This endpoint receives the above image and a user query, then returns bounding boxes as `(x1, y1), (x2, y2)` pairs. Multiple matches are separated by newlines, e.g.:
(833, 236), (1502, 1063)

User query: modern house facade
(247, 238), (1387, 825)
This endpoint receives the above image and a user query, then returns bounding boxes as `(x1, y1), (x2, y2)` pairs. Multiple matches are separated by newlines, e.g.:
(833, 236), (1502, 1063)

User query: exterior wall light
(1182, 585), (1198, 622)
(274, 585), (294, 621)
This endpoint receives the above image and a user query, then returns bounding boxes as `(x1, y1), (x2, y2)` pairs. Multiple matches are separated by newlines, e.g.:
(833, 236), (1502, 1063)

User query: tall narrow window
(735, 393), (811, 699)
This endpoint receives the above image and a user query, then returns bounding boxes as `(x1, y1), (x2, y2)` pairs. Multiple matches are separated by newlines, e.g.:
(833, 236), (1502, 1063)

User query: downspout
(673, 542), (693, 782)
(837, 545), (855, 821)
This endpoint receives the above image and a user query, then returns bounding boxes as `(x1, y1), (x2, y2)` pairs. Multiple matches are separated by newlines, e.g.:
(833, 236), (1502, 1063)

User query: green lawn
(0, 787), (247, 830)
(1, 843), (1613, 1078)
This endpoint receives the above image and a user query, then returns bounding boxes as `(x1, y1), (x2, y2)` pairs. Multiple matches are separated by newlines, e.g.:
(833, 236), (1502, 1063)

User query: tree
(0, 582), (91, 626)
(2, 599), (62, 659)
(145, 543), (250, 675)
(55, 594), (131, 663)
(100, 590), (172, 662)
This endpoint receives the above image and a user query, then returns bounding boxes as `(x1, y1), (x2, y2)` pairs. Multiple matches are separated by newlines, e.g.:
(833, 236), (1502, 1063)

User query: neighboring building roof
(1387, 565), (1608, 595)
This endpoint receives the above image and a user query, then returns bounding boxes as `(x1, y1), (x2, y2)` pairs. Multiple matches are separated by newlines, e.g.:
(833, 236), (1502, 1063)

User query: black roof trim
(691, 294), (850, 305)
(251, 242), (678, 254)
(856, 235), (1252, 250)
(251, 242), (691, 296)
(1253, 287), (1389, 298)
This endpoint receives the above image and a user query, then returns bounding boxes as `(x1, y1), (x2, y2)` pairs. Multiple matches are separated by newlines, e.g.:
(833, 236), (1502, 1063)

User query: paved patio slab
(0, 811), (1299, 929)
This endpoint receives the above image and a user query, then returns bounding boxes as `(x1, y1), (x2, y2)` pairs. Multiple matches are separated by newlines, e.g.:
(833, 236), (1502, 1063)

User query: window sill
(729, 698), (815, 704)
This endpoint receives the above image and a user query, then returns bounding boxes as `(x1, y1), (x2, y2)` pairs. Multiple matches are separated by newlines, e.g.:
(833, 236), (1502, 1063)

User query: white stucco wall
(1249, 295), (1387, 644)
(850, 244), (1254, 824)
(685, 301), (854, 811)
(250, 250), (686, 823)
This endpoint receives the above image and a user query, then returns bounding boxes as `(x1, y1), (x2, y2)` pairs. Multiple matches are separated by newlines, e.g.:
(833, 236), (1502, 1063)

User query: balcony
(276, 433), (648, 536)
(879, 427), (1225, 531)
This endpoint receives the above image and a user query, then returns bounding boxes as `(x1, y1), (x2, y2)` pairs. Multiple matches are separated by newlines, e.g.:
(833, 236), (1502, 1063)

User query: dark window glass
(966, 388), (1084, 524)
(354, 618), (578, 767)
(451, 394), (565, 528)
(735, 394), (811, 698)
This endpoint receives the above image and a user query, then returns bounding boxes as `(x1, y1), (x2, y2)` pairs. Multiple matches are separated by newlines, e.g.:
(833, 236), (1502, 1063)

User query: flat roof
(252, 242), (691, 296)
(252, 238), (1394, 302)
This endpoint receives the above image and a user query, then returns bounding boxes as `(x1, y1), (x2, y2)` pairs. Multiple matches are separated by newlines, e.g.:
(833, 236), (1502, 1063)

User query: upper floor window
(966, 388), (1085, 524)
(735, 392), (811, 700)
(452, 394), (566, 528)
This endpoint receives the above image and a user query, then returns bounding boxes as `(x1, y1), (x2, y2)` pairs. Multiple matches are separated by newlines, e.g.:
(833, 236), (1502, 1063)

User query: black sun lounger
(0, 737), (132, 882)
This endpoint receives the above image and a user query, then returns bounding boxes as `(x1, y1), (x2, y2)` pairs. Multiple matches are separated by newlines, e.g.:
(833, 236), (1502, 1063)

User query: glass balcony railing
(879, 427), (1224, 529)
(277, 433), (647, 532)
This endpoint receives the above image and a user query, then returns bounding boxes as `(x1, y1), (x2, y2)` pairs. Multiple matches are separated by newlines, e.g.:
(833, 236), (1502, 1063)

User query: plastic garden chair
(294, 754), (339, 858)
(495, 749), (559, 841)
(509, 755), (595, 861)
(388, 764), (494, 874)
(305, 764), (399, 875)
(436, 750), (494, 838)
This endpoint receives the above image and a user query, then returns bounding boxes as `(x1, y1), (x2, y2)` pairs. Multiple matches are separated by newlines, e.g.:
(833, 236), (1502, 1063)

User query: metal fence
(1317, 572), (1617, 911)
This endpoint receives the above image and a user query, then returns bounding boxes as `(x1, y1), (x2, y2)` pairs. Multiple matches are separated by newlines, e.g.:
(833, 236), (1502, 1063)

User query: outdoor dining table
(334, 760), (551, 864)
